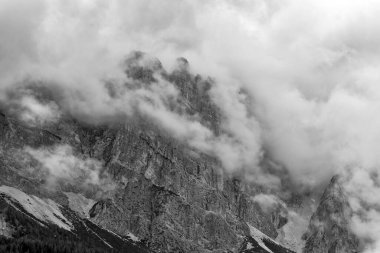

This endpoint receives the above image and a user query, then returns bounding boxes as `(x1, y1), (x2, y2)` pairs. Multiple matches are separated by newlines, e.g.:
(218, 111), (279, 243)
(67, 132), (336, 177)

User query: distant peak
(175, 57), (189, 71)
(125, 51), (163, 72)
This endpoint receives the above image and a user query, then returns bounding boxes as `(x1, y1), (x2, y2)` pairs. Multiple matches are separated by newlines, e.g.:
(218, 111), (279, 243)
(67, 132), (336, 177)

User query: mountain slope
(0, 186), (150, 253)
(0, 54), (296, 252)
(239, 225), (294, 253)
(303, 176), (359, 253)
(0, 184), (294, 253)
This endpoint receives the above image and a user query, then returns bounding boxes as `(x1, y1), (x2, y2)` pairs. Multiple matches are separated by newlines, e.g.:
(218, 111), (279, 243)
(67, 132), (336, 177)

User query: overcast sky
(2, 1), (380, 250)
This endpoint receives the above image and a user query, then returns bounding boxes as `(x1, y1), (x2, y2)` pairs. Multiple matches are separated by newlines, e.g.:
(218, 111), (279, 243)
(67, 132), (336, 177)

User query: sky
(2, 0), (380, 250)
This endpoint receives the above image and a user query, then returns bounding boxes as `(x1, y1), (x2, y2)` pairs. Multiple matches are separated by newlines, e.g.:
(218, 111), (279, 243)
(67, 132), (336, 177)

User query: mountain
(239, 225), (294, 253)
(0, 185), (150, 253)
(0, 53), (297, 252)
(303, 176), (359, 253)
(0, 184), (292, 253)
(0, 52), (364, 253)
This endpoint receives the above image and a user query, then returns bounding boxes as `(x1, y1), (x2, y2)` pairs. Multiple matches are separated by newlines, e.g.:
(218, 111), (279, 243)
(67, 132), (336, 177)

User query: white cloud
(252, 193), (285, 213)
(16, 94), (60, 126)
(24, 145), (105, 191)
(3, 0), (380, 248)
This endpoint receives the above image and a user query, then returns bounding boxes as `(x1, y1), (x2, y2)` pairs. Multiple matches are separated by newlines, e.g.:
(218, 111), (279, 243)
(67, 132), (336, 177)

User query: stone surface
(0, 55), (296, 252)
(303, 176), (359, 253)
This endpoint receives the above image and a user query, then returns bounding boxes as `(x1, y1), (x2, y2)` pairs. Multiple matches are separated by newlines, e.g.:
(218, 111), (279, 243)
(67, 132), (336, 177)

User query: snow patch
(103, 227), (140, 243)
(127, 232), (140, 242)
(276, 210), (308, 252)
(248, 224), (275, 253)
(0, 186), (72, 231)
(246, 242), (253, 250)
(64, 192), (95, 218)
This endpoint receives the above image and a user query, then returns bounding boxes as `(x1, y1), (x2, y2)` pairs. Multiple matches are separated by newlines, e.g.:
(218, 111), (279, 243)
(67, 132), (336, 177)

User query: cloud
(24, 144), (113, 192)
(17, 96), (60, 126)
(3, 0), (380, 248)
(0, 0), (376, 178)
(252, 193), (285, 213)
(340, 167), (380, 252)
(4, 87), (61, 126)
(0, 0), (263, 175)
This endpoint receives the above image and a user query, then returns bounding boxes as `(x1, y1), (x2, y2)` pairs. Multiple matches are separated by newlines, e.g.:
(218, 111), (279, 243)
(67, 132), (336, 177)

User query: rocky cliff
(0, 52), (364, 253)
(0, 53), (295, 252)
(0, 185), (150, 253)
(303, 176), (359, 253)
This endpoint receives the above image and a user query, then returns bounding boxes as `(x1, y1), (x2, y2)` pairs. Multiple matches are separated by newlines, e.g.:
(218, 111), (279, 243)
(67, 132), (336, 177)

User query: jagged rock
(0, 109), (281, 252)
(303, 176), (359, 253)
(124, 51), (164, 84)
(0, 54), (295, 252)
(0, 186), (150, 252)
(83, 122), (277, 252)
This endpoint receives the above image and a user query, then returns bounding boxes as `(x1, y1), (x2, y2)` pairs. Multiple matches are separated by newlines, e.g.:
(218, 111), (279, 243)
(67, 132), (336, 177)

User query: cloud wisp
(2, 0), (380, 248)
(24, 144), (113, 193)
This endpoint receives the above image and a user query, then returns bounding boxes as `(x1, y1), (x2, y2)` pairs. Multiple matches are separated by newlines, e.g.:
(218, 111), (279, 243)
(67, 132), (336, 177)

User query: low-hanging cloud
(24, 144), (114, 192)
(0, 0), (378, 183)
(0, 0), (264, 175)
(3, 0), (380, 248)
(341, 167), (380, 253)
(4, 87), (62, 126)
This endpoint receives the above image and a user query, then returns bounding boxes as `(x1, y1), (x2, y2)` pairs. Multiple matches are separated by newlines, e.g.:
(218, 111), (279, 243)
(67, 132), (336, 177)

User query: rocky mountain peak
(303, 176), (359, 253)
(0, 69), (292, 252)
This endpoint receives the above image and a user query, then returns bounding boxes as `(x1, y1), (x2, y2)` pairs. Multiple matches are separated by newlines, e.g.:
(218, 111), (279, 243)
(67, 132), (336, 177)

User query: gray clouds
(2, 0), (380, 247)
(24, 145), (105, 190)
(1, 0), (380, 182)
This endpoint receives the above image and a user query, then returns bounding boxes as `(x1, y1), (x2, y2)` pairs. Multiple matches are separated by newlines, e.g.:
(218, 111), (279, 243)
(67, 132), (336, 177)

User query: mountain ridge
(0, 54), (355, 253)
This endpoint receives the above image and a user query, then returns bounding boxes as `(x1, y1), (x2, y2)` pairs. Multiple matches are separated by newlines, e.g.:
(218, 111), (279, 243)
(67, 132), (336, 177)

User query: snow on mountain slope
(127, 232), (140, 242)
(249, 224), (275, 253)
(64, 192), (96, 218)
(239, 224), (295, 253)
(276, 210), (309, 252)
(0, 187), (153, 252)
(0, 185), (72, 231)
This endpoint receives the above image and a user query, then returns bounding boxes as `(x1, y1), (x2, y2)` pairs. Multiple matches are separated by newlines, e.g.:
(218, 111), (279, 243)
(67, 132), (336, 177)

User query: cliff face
(0, 185), (151, 253)
(0, 53), (293, 252)
(83, 122), (276, 252)
(303, 176), (359, 253)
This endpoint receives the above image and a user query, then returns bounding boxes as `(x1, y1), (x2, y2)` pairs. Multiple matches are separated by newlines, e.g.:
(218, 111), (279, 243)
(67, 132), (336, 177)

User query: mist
(24, 144), (116, 193)
(2, 0), (380, 250)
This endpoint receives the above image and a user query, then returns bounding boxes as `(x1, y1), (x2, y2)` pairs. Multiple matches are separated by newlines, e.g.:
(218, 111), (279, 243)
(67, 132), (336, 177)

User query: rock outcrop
(0, 54), (295, 252)
(0, 186), (150, 253)
(303, 176), (359, 253)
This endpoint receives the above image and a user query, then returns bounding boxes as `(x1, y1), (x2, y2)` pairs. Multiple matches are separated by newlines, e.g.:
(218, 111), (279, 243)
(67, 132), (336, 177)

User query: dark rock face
(0, 189), (151, 253)
(0, 55), (295, 252)
(303, 176), (359, 253)
(123, 51), (221, 134)
(77, 119), (276, 252)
